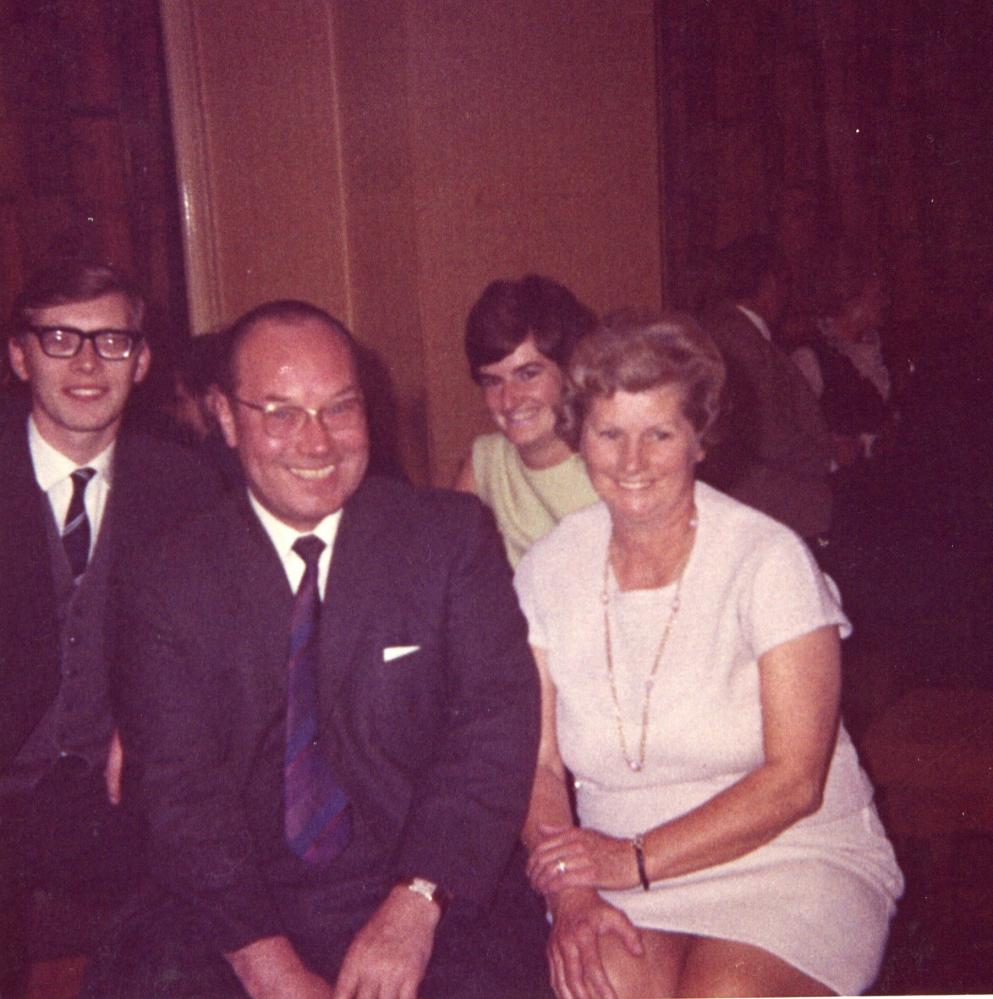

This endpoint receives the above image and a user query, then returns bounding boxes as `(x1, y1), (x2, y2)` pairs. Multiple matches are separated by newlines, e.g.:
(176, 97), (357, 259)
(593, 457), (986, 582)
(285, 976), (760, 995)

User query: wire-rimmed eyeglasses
(232, 395), (365, 438)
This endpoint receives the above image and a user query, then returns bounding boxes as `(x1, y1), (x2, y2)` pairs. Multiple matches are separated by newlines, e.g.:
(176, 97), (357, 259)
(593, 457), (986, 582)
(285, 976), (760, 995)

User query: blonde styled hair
(557, 310), (726, 449)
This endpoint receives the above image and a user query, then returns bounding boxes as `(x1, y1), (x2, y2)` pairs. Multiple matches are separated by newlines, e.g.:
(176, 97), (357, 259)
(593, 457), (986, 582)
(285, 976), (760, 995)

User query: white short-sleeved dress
(514, 482), (903, 996)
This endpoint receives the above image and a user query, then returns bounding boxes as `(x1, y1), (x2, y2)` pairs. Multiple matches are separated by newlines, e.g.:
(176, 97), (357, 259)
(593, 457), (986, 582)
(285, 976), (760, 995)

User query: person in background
(0, 259), (223, 995)
(791, 252), (897, 472)
(700, 234), (833, 543)
(454, 274), (599, 566)
(516, 313), (902, 998)
(168, 328), (229, 444)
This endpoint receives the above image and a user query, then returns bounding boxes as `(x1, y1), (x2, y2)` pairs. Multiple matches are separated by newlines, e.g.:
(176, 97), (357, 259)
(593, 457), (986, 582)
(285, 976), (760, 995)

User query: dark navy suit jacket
(114, 478), (541, 955)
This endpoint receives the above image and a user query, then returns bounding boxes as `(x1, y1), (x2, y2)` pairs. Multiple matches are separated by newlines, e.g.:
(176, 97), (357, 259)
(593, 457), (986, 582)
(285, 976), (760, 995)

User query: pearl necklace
(601, 513), (696, 773)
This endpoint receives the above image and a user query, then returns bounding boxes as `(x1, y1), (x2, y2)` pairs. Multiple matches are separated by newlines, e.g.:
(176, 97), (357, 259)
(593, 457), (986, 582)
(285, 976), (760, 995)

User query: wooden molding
(158, 0), (224, 333)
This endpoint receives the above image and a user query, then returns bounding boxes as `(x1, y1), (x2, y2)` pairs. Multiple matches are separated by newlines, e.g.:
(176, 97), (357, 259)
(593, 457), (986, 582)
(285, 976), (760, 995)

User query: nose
(619, 437), (645, 474)
(296, 411), (335, 456)
(70, 339), (101, 371)
(499, 381), (521, 410)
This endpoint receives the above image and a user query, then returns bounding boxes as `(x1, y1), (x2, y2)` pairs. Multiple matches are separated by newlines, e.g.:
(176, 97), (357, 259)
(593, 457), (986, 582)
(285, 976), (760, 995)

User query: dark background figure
(0, 258), (224, 997)
(789, 247), (905, 636)
(698, 234), (833, 543)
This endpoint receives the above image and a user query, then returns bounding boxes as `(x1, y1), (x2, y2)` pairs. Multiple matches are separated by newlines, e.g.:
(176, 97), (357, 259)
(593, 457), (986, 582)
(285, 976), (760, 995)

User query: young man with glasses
(0, 259), (224, 995)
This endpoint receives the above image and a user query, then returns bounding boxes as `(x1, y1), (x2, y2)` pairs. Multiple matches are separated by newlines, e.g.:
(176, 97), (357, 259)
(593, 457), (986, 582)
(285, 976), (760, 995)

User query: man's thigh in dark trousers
(80, 890), (248, 999)
(418, 860), (554, 999)
(0, 761), (143, 994)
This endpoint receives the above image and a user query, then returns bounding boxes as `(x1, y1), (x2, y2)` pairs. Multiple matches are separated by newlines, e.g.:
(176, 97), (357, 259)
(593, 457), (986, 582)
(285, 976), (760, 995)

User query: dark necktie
(284, 535), (351, 865)
(62, 467), (96, 581)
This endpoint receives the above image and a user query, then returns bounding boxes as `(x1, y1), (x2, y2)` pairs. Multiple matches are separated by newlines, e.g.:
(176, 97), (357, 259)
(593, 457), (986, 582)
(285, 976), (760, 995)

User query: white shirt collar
(27, 415), (115, 491)
(247, 489), (342, 597)
(736, 304), (773, 343)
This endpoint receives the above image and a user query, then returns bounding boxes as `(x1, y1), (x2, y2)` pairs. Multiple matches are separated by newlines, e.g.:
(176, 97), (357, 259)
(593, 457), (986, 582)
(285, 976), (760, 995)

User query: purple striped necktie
(284, 535), (351, 865)
(62, 467), (96, 581)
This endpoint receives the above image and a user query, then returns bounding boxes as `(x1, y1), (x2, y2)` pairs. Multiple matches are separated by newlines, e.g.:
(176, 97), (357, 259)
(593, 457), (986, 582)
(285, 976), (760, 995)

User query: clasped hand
(528, 823), (638, 895)
(332, 884), (439, 999)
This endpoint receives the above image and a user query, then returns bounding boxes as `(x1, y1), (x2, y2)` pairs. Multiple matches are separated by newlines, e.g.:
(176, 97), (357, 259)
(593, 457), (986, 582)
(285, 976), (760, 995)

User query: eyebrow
(260, 385), (363, 403)
(481, 359), (547, 379)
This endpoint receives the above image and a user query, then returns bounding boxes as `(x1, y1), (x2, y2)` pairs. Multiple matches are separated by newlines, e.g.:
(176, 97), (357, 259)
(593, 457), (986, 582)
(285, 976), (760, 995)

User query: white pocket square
(383, 645), (420, 663)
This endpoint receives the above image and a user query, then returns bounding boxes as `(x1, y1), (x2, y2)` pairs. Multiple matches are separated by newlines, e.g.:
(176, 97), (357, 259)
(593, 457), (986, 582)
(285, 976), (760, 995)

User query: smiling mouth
(65, 387), (107, 399)
(290, 465), (336, 480)
(503, 408), (541, 426)
(617, 480), (653, 491)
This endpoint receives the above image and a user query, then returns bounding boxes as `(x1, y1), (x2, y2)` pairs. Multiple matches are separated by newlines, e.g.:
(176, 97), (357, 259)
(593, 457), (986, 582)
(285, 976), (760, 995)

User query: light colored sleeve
(513, 549), (549, 650)
(791, 345), (823, 397)
(740, 531), (851, 659)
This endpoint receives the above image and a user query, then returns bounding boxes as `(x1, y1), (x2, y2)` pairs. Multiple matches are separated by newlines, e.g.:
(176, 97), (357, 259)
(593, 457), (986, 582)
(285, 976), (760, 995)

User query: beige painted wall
(162, 0), (662, 486)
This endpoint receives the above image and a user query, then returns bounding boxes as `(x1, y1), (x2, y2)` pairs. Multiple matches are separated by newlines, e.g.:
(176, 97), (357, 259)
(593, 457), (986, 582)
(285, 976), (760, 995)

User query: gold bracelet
(632, 833), (650, 891)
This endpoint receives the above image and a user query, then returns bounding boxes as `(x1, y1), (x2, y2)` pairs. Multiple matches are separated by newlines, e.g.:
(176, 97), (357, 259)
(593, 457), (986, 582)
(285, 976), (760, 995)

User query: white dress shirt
(28, 417), (114, 559)
(248, 491), (341, 599)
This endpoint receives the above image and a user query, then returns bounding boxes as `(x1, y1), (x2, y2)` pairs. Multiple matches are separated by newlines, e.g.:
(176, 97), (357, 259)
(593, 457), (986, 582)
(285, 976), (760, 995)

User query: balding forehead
(242, 312), (352, 347)
(234, 315), (357, 381)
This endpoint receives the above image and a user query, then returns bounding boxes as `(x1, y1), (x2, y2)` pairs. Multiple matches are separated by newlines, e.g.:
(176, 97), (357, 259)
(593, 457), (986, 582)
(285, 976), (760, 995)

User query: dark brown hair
(464, 274), (596, 378)
(10, 259), (145, 338)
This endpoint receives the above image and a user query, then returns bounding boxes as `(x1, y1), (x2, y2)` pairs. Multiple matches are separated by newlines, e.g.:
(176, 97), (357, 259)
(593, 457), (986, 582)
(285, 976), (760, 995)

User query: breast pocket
(348, 636), (447, 769)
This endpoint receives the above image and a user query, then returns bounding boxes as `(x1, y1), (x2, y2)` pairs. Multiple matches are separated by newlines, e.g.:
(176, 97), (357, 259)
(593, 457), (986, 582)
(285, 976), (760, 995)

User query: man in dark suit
(700, 234), (833, 541)
(0, 260), (224, 995)
(82, 301), (548, 998)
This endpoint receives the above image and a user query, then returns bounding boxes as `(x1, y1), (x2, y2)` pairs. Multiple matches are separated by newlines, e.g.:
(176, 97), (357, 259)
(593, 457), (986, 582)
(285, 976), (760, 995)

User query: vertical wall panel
(163, 0), (662, 485)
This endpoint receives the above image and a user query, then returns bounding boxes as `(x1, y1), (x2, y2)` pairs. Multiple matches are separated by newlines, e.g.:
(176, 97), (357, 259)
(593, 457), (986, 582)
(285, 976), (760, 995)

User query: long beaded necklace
(601, 512), (696, 773)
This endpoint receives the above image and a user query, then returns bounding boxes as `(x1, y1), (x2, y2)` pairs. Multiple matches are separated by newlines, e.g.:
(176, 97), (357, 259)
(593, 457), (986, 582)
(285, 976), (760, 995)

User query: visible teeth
(291, 465), (335, 480)
(505, 410), (538, 425)
(618, 481), (651, 490)
(68, 388), (104, 398)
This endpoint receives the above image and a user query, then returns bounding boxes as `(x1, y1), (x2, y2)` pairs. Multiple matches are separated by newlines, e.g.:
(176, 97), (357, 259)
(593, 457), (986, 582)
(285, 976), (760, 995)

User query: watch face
(406, 876), (448, 911)
(409, 877), (437, 898)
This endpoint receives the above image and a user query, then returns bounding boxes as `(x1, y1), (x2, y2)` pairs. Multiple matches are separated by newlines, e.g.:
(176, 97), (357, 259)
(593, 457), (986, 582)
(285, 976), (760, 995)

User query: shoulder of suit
(115, 428), (227, 508)
(350, 474), (492, 530)
(125, 488), (247, 580)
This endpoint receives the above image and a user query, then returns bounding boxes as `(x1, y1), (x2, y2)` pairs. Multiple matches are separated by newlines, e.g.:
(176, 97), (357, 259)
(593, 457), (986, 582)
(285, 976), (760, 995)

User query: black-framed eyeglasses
(232, 395), (365, 439)
(23, 325), (143, 361)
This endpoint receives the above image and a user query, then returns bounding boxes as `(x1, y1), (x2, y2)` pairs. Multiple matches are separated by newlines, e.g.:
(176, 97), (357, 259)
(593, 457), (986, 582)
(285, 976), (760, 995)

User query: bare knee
(599, 929), (689, 999)
(677, 936), (834, 998)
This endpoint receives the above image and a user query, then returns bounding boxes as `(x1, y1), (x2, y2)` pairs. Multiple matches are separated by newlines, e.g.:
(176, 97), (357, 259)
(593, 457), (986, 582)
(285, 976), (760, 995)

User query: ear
(132, 342), (152, 385)
(7, 337), (29, 382)
(693, 432), (706, 465)
(214, 393), (239, 448)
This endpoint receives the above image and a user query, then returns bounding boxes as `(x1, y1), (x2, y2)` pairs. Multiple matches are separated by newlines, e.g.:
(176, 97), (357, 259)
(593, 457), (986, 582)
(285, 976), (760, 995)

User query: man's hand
(104, 728), (123, 805)
(225, 935), (333, 999)
(332, 883), (440, 999)
(546, 889), (642, 999)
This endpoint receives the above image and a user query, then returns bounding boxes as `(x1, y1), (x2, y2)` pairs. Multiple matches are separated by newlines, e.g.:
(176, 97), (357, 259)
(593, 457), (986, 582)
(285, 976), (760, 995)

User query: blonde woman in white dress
(515, 313), (902, 998)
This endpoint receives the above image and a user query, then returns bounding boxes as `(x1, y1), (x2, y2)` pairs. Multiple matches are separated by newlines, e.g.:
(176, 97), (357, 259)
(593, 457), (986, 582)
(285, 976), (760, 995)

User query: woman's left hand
(528, 824), (639, 895)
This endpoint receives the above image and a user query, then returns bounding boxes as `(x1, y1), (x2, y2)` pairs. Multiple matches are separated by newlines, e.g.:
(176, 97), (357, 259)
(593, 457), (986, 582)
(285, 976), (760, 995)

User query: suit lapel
(0, 413), (57, 618)
(319, 480), (396, 698)
(0, 411), (61, 762)
(224, 495), (296, 692)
